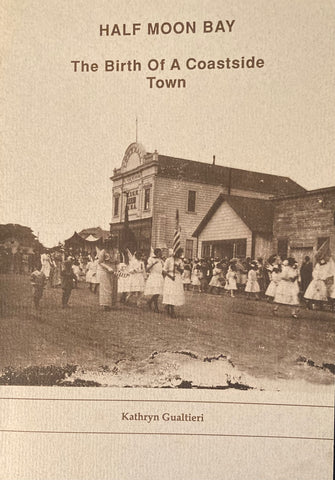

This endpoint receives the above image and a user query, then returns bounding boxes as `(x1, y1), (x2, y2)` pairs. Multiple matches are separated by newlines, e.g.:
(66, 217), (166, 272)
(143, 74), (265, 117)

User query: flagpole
(173, 209), (181, 256)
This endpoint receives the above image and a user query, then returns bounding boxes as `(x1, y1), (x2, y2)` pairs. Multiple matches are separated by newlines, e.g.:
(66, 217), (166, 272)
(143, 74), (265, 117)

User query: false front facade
(110, 142), (305, 258)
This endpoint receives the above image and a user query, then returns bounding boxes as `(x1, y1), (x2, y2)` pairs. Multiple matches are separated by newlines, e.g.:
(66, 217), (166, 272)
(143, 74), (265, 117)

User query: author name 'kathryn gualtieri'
(122, 412), (204, 423)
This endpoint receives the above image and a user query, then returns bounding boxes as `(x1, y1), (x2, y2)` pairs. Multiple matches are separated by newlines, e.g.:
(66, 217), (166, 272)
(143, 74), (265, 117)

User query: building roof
(64, 228), (110, 246)
(85, 234), (102, 242)
(64, 232), (87, 246)
(157, 155), (305, 196)
(193, 194), (274, 237)
(78, 227), (110, 240)
(271, 185), (335, 201)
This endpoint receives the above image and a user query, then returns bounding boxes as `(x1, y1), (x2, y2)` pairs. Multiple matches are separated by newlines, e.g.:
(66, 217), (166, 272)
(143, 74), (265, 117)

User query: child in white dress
(162, 248), (185, 318)
(245, 262), (260, 299)
(208, 263), (224, 294)
(117, 261), (130, 303)
(86, 255), (99, 293)
(265, 267), (281, 302)
(273, 258), (300, 318)
(304, 259), (329, 309)
(191, 261), (201, 293)
(182, 260), (192, 291)
(30, 269), (46, 310)
(225, 264), (238, 297)
(127, 252), (145, 306)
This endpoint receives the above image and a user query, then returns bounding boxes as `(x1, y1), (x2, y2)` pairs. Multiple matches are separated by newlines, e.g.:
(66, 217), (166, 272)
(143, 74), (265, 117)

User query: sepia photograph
(0, 1), (334, 479)
(1, 141), (335, 391)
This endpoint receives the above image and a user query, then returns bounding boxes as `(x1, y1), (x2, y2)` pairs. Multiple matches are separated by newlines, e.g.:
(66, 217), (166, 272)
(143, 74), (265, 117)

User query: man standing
(300, 256), (313, 295)
(61, 258), (77, 308)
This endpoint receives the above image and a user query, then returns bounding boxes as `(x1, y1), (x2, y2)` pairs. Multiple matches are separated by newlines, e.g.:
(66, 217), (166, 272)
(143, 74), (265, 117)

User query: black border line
(0, 430), (332, 440)
(0, 397), (333, 408)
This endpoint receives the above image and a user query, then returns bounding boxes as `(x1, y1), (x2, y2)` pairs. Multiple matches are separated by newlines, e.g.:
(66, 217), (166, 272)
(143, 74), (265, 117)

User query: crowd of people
(29, 243), (186, 316)
(27, 241), (335, 318)
(0, 245), (41, 275)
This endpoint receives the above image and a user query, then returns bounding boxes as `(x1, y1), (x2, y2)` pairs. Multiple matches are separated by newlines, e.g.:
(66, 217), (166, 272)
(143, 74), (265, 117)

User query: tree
(0, 224), (44, 250)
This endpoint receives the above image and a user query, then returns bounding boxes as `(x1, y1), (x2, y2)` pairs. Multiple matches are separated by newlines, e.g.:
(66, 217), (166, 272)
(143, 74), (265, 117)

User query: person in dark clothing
(300, 256), (313, 295)
(31, 250), (42, 271)
(256, 257), (267, 296)
(13, 249), (23, 274)
(199, 260), (209, 293)
(61, 258), (77, 308)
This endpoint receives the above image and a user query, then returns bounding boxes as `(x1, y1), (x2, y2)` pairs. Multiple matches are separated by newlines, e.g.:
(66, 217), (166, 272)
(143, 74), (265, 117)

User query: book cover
(0, 1), (334, 479)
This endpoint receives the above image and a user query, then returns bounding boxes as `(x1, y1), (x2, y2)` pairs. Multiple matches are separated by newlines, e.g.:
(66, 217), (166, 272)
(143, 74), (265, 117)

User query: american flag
(115, 270), (130, 278)
(173, 209), (181, 255)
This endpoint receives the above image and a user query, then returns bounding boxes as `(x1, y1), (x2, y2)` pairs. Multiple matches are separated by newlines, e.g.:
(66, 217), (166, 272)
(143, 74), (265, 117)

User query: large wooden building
(110, 142), (312, 260)
(272, 186), (335, 264)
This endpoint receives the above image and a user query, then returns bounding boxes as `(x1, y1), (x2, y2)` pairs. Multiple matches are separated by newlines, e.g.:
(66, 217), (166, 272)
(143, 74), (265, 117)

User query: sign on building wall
(126, 189), (139, 210)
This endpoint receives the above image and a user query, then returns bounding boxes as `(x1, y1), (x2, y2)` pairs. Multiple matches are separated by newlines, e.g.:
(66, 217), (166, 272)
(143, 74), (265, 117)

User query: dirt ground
(0, 274), (334, 387)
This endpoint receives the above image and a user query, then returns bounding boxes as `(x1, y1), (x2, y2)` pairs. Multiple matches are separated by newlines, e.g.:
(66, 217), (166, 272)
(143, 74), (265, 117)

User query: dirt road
(0, 274), (334, 387)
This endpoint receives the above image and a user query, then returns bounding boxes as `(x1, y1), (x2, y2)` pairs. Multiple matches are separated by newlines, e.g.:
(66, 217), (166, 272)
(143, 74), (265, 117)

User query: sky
(1, 0), (335, 247)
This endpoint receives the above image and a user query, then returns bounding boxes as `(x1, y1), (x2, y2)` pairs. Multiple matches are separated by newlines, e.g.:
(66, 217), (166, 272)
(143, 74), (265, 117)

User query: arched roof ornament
(121, 143), (147, 172)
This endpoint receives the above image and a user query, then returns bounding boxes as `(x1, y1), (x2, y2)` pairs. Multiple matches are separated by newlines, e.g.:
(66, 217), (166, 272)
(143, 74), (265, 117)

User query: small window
(113, 196), (119, 216)
(185, 239), (194, 260)
(187, 190), (196, 212)
(144, 188), (150, 211)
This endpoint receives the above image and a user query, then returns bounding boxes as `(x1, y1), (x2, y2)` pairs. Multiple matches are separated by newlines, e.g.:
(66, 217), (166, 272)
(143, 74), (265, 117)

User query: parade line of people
(30, 240), (335, 318)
